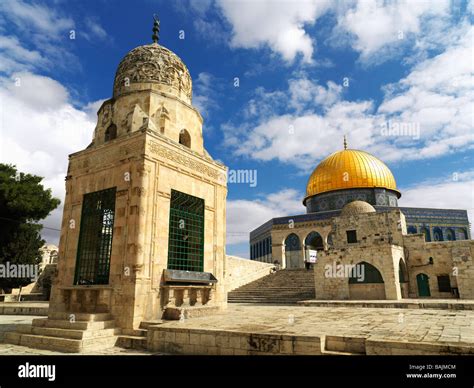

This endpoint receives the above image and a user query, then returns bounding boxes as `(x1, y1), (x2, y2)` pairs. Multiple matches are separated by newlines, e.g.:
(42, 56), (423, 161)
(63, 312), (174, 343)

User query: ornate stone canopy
(113, 43), (192, 102)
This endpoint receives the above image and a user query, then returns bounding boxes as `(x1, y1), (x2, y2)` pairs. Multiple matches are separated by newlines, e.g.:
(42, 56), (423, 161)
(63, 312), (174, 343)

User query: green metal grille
(74, 187), (116, 285)
(167, 190), (204, 272)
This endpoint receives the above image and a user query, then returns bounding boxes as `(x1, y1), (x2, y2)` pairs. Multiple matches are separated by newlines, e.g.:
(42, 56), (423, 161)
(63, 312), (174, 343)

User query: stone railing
(56, 286), (113, 313)
(160, 285), (214, 309)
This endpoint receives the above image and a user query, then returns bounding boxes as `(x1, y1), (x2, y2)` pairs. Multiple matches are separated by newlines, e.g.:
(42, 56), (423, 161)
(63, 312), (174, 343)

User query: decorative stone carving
(147, 140), (220, 180)
(152, 104), (170, 134)
(128, 104), (148, 133)
(113, 44), (192, 101)
(101, 103), (112, 126)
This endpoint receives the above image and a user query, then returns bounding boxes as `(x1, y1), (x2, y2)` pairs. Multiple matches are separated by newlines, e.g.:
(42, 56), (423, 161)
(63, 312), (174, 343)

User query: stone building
(250, 141), (473, 299)
(39, 244), (58, 270)
(47, 21), (228, 329)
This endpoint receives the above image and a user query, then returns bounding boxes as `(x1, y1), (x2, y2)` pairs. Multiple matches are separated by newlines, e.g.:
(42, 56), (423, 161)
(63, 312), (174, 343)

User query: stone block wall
(404, 235), (474, 299)
(224, 256), (274, 292)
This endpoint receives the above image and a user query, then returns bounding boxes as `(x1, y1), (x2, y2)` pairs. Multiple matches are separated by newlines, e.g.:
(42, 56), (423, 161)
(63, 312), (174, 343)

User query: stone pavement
(2, 303), (474, 355)
(159, 304), (474, 345)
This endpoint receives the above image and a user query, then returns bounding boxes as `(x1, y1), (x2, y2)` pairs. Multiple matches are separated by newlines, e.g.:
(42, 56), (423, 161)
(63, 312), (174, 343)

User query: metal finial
(152, 14), (160, 43)
(343, 135), (347, 150)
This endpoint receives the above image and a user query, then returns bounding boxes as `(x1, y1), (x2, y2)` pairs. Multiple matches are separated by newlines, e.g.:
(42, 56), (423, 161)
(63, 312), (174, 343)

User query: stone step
(140, 320), (164, 330)
(16, 325), (120, 340)
(321, 349), (359, 356)
(229, 292), (315, 295)
(229, 294), (315, 298)
(121, 328), (147, 337)
(227, 269), (316, 305)
(228, 300), (307, 303)
(116, 335), (147, 350)
(48, 312), (112, 322)
(5, 331), (119, 353)
(6, 332), (82, 352)
(32, 318), (116, 331)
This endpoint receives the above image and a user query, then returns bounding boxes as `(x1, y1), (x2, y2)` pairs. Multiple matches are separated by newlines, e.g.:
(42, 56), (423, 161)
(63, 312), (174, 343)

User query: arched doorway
(284, 233), (302, 269)
(305, 231), (324, 250)
(348, 261), (385, 300)
(416, 273), (431, 297)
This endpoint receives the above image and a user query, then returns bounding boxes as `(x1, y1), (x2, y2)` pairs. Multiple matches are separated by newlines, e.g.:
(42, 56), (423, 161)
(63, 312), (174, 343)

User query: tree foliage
(0, 164), (60, 291)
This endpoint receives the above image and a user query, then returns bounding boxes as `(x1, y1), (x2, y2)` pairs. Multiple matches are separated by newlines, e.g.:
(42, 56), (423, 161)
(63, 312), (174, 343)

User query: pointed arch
(104, 124), (117, 142)
(179, 129), (191, 148)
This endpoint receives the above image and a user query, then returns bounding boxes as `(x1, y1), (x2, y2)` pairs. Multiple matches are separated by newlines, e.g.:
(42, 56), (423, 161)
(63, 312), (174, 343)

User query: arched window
(179, 129), (191, 148)
(446, 228), (456, 241)
(305, 231), (324, 250)
(421, 227), (431, 242)
(285, 233), (301, 251)
(407, 225), (417, 234)
(433, 227), (443, 241)
(104, 124), (117, 142)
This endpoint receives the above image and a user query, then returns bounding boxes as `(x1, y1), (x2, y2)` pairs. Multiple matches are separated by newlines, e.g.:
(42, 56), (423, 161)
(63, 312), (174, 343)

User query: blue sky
(0, 0), (472, 258)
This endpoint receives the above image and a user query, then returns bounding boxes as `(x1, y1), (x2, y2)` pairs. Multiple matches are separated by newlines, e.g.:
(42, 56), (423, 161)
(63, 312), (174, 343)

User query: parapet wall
(225, 256), (274, 292)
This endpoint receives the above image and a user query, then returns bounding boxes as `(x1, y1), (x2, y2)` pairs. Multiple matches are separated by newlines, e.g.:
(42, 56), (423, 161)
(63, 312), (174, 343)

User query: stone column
(271, 243), (284, 268)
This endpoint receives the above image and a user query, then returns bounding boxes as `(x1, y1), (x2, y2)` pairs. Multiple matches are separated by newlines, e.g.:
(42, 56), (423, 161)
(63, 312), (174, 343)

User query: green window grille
(167, 190), (204, 272)
(74, 187), (116, 285)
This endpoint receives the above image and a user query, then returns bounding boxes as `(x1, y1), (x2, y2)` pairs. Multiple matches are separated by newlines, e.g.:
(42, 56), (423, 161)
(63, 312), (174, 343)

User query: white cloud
(399, 170), (474, 234)
(189, 0), (460, 65)
(335, 0), (450, 62)
(289, 78), (343, 111)
(193, 72), (223, 119)
(226, 22), (473, 170)
(216, 0), (332, 63)
(0, 0), (74, 39)
(0, 72), (98, 244)
(0, 35), (47, 73)
(83, 18), (109, 41)
(226, 189), (304, 245)
(0, 0), (108, 75)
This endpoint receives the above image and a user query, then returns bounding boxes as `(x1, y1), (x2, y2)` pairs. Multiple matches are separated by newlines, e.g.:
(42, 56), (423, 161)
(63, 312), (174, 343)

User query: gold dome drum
(304, 149), (400, 202)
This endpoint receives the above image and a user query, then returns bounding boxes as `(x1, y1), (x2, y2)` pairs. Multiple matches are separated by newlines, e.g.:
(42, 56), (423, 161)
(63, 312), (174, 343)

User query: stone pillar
(271, 243), (284, 268)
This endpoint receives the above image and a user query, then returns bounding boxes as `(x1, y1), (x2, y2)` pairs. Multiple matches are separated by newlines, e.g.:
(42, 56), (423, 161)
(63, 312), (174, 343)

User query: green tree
(0, 164), (60, 291)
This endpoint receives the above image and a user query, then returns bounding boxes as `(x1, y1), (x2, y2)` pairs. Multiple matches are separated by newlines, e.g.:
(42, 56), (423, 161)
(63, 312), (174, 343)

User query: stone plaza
(1, 16), (473, 357)
(1, 302), (474, 355)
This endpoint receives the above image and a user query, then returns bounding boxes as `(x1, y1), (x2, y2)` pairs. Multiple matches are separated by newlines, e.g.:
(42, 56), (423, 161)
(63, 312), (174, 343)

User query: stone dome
(113, 43), (192, 103)
(340, 200), (376, 217)
(304, 148), (399, 203)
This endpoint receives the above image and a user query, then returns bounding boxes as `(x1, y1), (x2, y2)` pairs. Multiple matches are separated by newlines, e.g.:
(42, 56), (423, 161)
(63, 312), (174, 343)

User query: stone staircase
(4, 312), (123, 353)
(228, 269), (315, 304)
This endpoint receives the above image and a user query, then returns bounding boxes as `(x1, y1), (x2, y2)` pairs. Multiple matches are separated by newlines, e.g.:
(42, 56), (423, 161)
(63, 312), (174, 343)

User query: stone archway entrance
(348, 262), (386, 300)
(416, 273), (431, 297)
(284, 233), (302, 269)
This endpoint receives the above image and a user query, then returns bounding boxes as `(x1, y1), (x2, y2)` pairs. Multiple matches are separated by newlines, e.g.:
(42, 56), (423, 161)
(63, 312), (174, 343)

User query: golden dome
(304, 148), (400, 201)
(340, 201), (376, 217)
